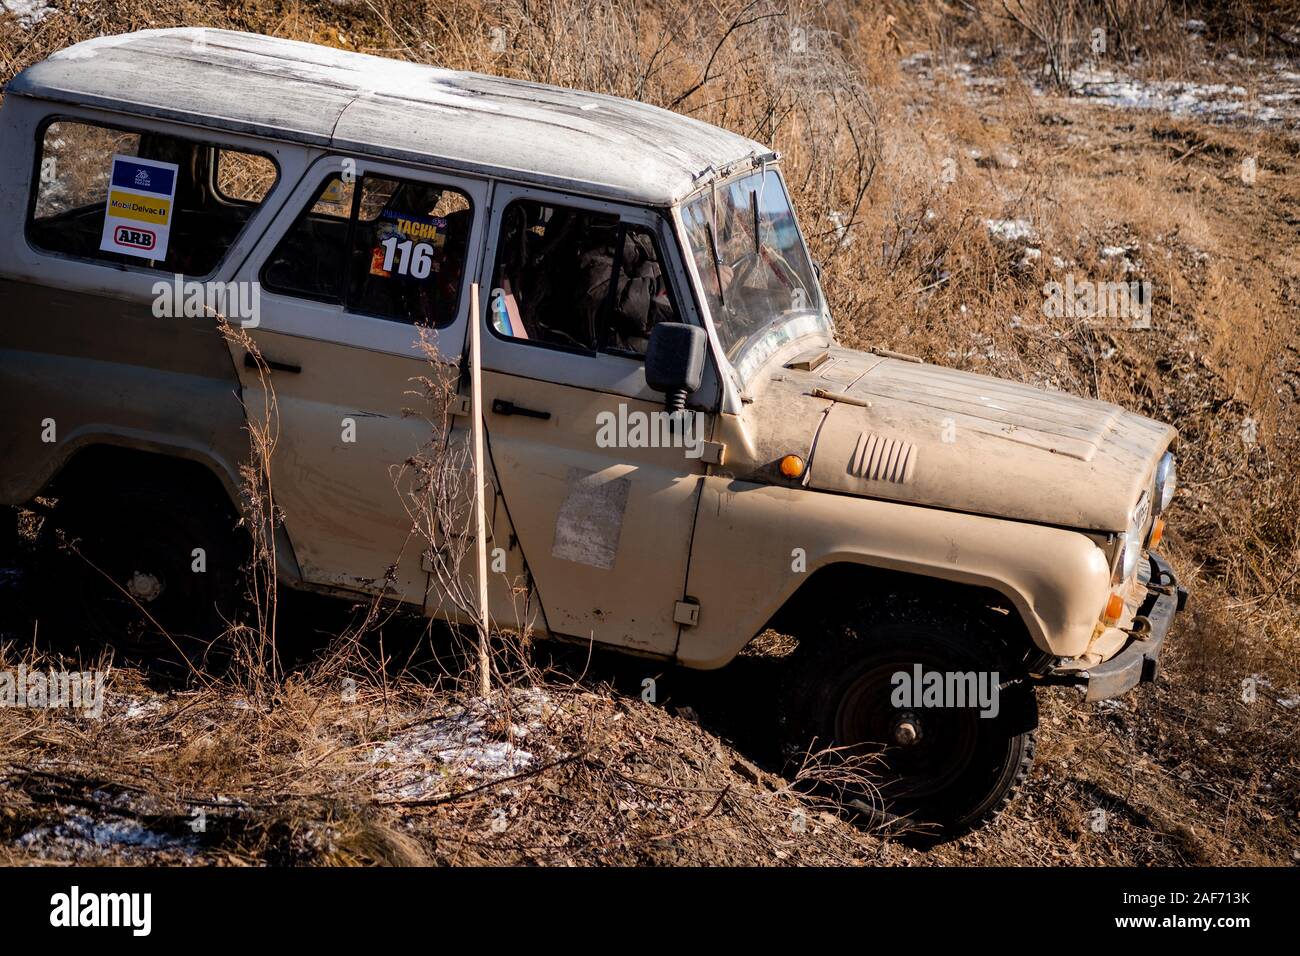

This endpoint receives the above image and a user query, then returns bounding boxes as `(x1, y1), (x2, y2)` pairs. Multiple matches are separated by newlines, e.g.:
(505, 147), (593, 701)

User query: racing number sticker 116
(369, 211), (446, 279)
(99, 154), (179, 261)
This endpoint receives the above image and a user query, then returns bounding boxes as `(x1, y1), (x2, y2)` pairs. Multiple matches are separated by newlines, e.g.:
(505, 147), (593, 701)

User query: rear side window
(28, 119), (278, 277)
(261, 172), (473, 327)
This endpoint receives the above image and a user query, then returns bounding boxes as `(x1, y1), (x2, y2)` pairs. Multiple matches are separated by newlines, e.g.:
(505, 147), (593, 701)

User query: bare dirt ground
(1, 1), (1297, 865)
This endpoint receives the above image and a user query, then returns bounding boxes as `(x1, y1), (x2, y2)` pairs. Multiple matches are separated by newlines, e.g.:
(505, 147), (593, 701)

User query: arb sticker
(113, 226), (156, 250)
(99, 155), (178, 261)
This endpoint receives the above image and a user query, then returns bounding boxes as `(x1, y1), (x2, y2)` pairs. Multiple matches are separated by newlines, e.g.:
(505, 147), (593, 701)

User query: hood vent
(848, 431), (917, 484)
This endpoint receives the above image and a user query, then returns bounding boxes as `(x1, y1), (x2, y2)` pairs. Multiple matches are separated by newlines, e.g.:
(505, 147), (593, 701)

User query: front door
(474, 185), (716, 657)
(228, 155), (487, 606)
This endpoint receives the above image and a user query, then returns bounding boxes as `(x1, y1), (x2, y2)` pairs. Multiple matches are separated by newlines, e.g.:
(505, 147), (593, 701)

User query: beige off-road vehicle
(0, 29), (1186, 835)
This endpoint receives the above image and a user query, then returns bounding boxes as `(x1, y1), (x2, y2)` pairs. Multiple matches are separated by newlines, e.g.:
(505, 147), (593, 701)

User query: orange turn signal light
(1103, 592), (1125, 626)
(779, 454), (806, 479)
(1148, 517), (1165, 548)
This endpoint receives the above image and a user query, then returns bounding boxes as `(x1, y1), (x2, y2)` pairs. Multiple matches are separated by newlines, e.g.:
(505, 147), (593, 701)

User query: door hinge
(673, 599), (700, 627)
(697, 441), (726, 466)
(450, 395), (472, 417)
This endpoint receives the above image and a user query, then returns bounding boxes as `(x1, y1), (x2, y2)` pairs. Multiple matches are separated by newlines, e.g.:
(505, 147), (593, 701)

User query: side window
(262, 171), (473, 327)
(28, 119), (278, 276)
(261, 176), (354, 301)
(213, 148), (279, 204)
(489, 198), (680, 356)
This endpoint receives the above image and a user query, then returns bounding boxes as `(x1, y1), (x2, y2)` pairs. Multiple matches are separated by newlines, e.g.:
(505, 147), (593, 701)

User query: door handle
(244, 352), (302, 375)
(491, 399), (550, 420)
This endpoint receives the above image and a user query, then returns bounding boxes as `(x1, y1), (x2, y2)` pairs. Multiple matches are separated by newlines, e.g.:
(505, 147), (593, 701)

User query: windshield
(681, 168), (827, 380)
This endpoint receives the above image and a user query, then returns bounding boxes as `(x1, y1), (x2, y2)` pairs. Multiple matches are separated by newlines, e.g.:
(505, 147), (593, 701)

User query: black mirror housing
(645, 322), (706, 411)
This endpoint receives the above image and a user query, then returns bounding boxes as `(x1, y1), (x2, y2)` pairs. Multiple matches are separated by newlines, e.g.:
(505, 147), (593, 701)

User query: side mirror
(645, 322), (706, 412)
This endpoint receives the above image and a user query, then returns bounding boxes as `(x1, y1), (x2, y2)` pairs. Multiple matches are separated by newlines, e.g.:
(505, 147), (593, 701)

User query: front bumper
(1054, 552), (1187, 702)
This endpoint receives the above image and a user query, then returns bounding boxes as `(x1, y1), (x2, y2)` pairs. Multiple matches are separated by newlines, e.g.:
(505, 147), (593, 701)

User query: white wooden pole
(468, 282), (491, 699)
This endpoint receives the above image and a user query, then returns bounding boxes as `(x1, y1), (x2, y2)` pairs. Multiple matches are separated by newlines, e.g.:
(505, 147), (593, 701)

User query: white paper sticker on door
(551, 468), (630, 570)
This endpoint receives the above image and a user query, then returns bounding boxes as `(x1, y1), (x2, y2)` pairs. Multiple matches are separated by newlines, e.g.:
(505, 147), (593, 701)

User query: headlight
(1154, 451), (1176, 514)
(1115, 493), (1150, 583)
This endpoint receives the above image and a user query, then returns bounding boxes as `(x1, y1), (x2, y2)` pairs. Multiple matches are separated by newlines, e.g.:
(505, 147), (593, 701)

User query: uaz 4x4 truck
(0, 29), (1186, 834)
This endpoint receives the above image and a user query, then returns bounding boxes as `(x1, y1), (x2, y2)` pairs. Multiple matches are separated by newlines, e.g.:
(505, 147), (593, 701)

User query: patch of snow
(121, 696), (162, 721)
(986, 218), (1035, 242)
(1100, 245), (1140, 273)
(1066, 66), (1284, 123)
(1, 0), (55, 28)
(904, 49), (1300, 126)
(369, 694), (541, 800)
(18, 814), (197, 859)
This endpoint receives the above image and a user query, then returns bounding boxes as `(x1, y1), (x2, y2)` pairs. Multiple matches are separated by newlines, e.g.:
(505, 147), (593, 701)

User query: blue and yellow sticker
(99, 154), (180, 261)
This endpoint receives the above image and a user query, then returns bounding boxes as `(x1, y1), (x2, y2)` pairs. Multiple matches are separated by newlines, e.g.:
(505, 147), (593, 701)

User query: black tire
(783, 594), (1038, 838)
(42, 475), (246, 671)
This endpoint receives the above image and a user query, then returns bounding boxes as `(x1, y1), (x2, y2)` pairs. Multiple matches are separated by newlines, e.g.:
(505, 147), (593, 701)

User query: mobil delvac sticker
(99, 154), (179, 261)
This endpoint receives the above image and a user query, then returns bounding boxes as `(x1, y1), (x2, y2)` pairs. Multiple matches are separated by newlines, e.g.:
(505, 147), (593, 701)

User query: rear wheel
(42, 476), (246, 671)
(783, 597), (1037, 838)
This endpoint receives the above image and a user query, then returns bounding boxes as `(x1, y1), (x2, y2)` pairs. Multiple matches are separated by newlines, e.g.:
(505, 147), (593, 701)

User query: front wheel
(783, 603), (1038, 839)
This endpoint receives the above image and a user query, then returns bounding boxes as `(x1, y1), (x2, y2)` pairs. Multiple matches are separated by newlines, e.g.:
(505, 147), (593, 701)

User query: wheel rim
(833, 656), (982, 802)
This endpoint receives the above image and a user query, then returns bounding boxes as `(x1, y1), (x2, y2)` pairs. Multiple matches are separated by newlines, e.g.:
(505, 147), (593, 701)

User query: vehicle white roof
(6, 28), (771, 205)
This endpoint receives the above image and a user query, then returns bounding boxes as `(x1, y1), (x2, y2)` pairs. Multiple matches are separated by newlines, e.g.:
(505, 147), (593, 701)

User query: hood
(733, 346), (1176, 532)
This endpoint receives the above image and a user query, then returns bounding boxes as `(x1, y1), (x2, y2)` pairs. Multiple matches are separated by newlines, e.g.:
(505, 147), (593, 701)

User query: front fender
(678, 477), (1112, 668)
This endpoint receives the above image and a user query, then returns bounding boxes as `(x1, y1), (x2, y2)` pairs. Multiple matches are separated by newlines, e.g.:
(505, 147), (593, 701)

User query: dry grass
(0, 642), (896, 865)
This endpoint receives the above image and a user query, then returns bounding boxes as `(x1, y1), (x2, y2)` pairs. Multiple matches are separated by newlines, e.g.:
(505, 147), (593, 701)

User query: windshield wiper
(705, 222), (727, 309)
